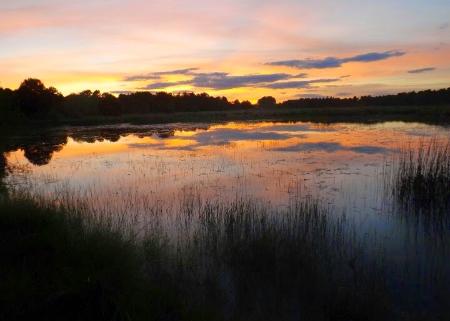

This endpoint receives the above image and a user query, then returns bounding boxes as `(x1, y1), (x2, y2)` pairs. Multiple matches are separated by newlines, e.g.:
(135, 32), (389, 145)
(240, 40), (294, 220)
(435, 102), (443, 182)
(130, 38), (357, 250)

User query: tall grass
(383, 139), (450, 316)
(1, 191), (395, 321)
(3, 187), (450, 320)
(161, 198), (391, 320)
(0, 194), (189, 321)
(389, 139), (450, 228)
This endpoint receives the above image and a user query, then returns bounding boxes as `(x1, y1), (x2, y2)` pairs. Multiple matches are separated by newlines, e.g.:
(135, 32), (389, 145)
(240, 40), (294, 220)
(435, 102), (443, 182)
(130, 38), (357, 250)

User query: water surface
(5, 121), (450, 217)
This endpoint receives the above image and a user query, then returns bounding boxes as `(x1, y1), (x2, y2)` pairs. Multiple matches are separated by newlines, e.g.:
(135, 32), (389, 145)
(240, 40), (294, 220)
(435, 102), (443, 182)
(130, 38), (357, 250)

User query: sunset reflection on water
(5, 121), (450, 221)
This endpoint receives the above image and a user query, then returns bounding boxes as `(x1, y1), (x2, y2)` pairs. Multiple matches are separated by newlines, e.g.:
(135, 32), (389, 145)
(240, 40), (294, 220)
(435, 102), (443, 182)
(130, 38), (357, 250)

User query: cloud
(407, 67), (435, 74)
(138, 71), (306, 90)
(343, 51), (404, 63)
(336, 92), (352, 97)
(133, 68), (338, 91)
(155, 68), (198, 75)
(142, 80), (191, 89)
(141, 74), (339, 90)
(296, 93), (327, 99)
(109, 90), (135, 95)
(124, 74), (161, 81)
(125, 68), (198, 81)
(269, 57), (342, 69)
(264, 78), (339, 89)
(190, 72), (293, 89)
(267, 50), (405, 69)
(439, 22), (449, 30)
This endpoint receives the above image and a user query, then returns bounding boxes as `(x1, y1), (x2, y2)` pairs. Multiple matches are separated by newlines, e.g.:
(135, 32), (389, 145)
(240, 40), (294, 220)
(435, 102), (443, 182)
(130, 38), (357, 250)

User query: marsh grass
(381, 140), (450, 318)
(0, 194), (188, 321)
(388, 139), (450, 230)
(2, 185), (450, 320)
(162, 198), (392, 320)
(1, 189), (393, 321)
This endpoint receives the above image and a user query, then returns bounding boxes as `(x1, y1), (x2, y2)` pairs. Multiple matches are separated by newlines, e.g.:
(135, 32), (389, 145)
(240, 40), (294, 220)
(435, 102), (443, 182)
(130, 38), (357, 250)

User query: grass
(1, 191), (395, 321)
(2, 128), (450, 320)
(0, 194), (188, 321)
(2, 180), (450, 320)
(389, 140), (450, 225)
(384, 140), (450, 318)
(167, 199), (391, 320)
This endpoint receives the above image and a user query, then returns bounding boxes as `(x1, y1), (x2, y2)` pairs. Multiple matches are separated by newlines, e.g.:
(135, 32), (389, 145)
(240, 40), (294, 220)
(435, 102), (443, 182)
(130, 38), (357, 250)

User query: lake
(2, 120), (450, 316)
(4, 121), (450, 217)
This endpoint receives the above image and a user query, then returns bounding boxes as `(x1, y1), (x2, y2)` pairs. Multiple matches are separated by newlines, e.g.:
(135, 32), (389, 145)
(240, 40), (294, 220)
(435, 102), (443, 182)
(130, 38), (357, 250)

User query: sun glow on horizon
(1, 0), (449, 101)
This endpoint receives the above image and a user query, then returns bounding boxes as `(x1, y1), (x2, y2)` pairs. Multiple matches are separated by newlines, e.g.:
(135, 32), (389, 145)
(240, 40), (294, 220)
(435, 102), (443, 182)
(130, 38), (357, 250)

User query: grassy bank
(3, 188), (450, 320)
(2, 104), (450, 130)
(0, 193), (396, 321)
(0, 195), (191, 321)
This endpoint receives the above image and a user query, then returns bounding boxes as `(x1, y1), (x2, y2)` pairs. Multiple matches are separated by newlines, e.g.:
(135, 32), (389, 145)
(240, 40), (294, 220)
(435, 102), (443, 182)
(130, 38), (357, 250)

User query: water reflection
(271, 141), (391, 154)
(1, 124), (204, 165)
(0, 152), (6, 190)
(4, 121), (450, 214)
(3, 121), (448, 166)
(2, 120), (449, 318)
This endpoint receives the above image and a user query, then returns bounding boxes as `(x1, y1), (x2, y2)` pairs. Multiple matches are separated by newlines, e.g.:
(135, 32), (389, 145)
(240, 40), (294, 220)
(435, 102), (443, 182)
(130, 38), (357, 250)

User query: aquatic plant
(389, 139), (450, 223)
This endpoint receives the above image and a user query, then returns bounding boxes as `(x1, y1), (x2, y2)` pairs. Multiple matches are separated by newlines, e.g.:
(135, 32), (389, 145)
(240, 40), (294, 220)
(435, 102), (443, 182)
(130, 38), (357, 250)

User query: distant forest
(1, 78), (450, 123)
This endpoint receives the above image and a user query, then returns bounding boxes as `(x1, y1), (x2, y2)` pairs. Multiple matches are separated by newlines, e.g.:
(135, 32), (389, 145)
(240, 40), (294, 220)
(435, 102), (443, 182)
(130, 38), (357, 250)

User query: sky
(0, 0), (449, 102)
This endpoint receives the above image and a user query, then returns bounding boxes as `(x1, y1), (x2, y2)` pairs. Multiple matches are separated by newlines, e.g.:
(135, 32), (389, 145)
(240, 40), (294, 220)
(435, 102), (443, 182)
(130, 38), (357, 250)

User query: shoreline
(2, 104), (450, 130)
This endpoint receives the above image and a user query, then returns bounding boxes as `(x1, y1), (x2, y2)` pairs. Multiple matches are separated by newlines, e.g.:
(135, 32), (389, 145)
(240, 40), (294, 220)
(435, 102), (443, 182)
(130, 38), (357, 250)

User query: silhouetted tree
(15, 79), (63, 118)
(2, 79), (450, 122)
(0, 152), (6, 177)
(62, 90), (101, 117)
(0, 87), (18, 123)
(258, 96), (277, 108)
(98, 93), (121, 116)
(240, 100), (253, 109)
(280, 88), (450, 109)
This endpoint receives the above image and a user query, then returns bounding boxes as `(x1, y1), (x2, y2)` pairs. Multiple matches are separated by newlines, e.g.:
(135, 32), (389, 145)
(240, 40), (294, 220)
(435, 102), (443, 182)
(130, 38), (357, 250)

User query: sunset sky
(1, 0), (449, 102)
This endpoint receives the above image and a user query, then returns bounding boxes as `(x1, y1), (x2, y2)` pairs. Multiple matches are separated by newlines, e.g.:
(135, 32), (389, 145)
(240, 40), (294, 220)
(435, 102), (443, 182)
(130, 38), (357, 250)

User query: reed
(389, 139), (450, 226)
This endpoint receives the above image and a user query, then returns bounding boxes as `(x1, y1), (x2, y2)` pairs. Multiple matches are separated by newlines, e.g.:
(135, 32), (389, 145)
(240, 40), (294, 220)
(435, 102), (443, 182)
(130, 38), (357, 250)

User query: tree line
(0, 79), (252, 122)
(280, 89), (450, 109)
(1, 78), (449, 123)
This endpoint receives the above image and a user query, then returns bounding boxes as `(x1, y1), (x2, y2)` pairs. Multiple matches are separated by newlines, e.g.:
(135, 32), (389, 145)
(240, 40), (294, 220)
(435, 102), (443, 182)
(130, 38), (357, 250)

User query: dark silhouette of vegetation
(15, 79), (63, 119)
(281, 88), (450, 109)
(1, 191), (449, 320)
(0, 194), (389, 321)
(63, 90), (101, 117)
(22, 136), (67, 166)
(257, 96), (277, 108)
(1, 79), (450, 125)
(0, 196), (188, 321)
(388, 141), (450, 231)
(0, 153), (6, 194)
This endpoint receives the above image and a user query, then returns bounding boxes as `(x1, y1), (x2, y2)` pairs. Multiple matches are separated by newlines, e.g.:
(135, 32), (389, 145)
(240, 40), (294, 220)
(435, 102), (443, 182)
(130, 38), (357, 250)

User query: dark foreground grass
(1, 192), (449, 320)
(160, 199), (393, 321)
(0, 196), (187, 321)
